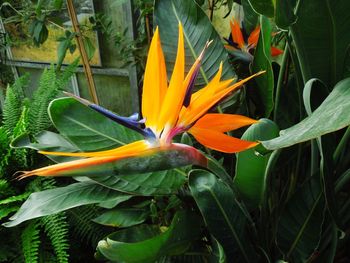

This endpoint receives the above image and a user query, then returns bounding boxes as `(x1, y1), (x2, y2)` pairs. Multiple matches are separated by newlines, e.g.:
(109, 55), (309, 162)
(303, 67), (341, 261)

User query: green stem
(273, 42), (289, 123)
(333, 125), (350, 163)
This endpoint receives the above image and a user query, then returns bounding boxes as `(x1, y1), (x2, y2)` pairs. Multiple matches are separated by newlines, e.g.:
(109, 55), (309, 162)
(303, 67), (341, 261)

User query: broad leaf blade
(234, 119), (279, 207)
(290, 0), (350, 86)
(4, 182), (126, 227)
(277, 178), (325, 262)
(49, 97), (142, 151)
(93, 208), (149, 228)
(97, 211), (201, 262)
(89, 169), (186, 195)
(189, 169), (256, 262)
(262, 78), (350, 150)
(246, 0), (275, 17)
(252, 16), (274, 117)
(154, 0), (235, 86)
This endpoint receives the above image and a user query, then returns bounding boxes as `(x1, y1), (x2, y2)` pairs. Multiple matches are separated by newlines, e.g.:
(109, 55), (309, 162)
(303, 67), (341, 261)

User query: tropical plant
(4, 0), (350, 262)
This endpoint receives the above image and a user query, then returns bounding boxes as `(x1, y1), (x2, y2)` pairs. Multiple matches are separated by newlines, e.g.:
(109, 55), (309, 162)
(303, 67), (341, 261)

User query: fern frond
(28, 66), (57, 135)
(57, 59), (79, 89)
(67, 205), (110, 247)
(0, 192), (30, 205)
(28, 61), (77, 135)
(41, 213), (69, 263)
(2, 74), (29, 134)
(0, 204), (18, 220)
(21, 220), (41, 263)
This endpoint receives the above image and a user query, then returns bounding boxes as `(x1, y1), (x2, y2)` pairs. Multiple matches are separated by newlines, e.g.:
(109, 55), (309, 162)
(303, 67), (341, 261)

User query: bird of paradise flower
(18, 24), (264, 179)
(225, 18), (283, 62)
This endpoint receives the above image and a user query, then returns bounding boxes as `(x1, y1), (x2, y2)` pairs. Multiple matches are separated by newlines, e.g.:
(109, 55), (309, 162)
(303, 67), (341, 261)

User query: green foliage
(4, 0), (350, 262)
(2, 74), (28, 134)
(154, 0), (235, 86)
(28, 61), (78, 135)
(41, 213), (69, 263)
(21, 220), (41, 263)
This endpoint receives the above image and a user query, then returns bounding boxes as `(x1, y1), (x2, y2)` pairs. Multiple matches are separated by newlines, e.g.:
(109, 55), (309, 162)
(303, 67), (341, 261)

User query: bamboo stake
(66, 0), (99, 104)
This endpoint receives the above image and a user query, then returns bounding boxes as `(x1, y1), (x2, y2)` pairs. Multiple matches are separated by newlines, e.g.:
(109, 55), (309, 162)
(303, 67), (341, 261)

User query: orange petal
(230, 19), (245, 49)
(142, 27), (168, 129)
(157, 23), (185, 134)
(193, 114), (258, 132)
(179, 71), (264, 127)
(19, 140), (150, 178)
(271, 46), (283, 56)
(189, 127), (258, 153)
(247, 26), (260, 48)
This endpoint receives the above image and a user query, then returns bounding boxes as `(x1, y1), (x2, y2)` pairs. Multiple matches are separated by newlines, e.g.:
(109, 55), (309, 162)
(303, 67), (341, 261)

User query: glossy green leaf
(189, 169), (256, 262)
(275, 0), (298, 29)
(234, 119), (279, 207)
(262, 78), (350, 150)
(11, 131), (79, 163)
(4, 182), (126, 227)
(97, 210), (201, 262)
(242, 0), (259, 33)
(277, 178), (325, 262)
(290, 0), (350, 86)
(49, 97), (142, 152)
(89, 169), (186, 195)
(93, 208), (149, 227)
(252, 16), (274, 117)
(246, 0), (275, 17)
(154, 0), (235, 86)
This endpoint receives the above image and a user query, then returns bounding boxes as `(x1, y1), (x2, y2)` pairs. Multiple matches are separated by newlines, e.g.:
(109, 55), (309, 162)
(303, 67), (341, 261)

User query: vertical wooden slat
(123, 0), (140, 113)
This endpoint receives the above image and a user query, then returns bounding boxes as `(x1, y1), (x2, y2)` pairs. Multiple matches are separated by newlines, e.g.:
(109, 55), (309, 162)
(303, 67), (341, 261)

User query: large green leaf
(234, 119), (279, 207)
(4, 182), (126, 227)
(246, 0), (274, 17)
(189, 169), (256, 262)
(97, 210), (201, 262)
(11, 131), (79, 163)
(89, 169), (186, 195)
(154, 0), (235, 86)
(290, 0), (350, 86)
(252, 16), (274, 117)
(49, 97), (142, 152)
(275, 0), (297, 30)
(93, 208), (149, 228)
(277, 178), (326, 262)
(262, 78), (350, 150)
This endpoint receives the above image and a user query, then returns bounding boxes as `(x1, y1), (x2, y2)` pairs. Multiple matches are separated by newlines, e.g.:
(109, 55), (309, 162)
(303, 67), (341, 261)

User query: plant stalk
(66, 0), (99, 104)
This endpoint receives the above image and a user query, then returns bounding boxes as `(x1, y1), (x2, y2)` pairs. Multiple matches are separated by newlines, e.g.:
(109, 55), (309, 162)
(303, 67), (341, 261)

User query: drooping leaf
(189, 169), (257, 262)
(277, 178), (325, 262)
(261, 78), (350, 150)
(154, 0), (235, 86)
(4, 182), (126, 227)
(97, 210), (201, 262)
(49, 97), (142, 152)
(290, 0), (350, 86)
(252, 16), (274, 117)
(234, 119), (279, 207)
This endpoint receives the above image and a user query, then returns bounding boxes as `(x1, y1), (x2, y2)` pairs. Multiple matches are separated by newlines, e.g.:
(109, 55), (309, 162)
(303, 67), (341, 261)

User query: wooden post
(66, 0), (99, 104)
